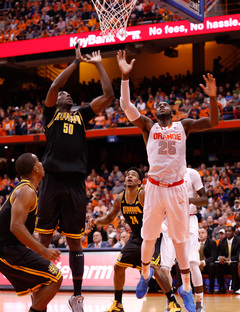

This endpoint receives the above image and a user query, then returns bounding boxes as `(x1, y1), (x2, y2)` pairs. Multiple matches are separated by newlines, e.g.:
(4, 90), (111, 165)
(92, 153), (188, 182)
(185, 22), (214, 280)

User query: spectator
(88, 224), (108, 244)
(107, 224), (117, 239)
(198, 228), (217, 294)
(2, 117), (14, 135)
(93, 111), (106, 129)
(113, 231), (129, 248)
(215, 228), (226, 246)
(188, 102), (200, 119)
(212, 216), (226, 241)
(93, 199), (107, 218)
(111, 180), (126, 195)
(222, 100), (234, 120)
(232, 199), (240, 213)
(226, 207), (235, 226)
(206, 215), (217, 239)
(15, 117), (27, 135)
(204, 203), (217, 220)
(216, 226), (240, 293)
(199, 101), (210, 118)
(108, 236), (117, 247)
(87, 231), (111, 248)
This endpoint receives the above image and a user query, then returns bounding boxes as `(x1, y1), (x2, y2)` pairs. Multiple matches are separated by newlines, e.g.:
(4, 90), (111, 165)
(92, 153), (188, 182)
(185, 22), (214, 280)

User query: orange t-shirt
(199, 108), (210, 118)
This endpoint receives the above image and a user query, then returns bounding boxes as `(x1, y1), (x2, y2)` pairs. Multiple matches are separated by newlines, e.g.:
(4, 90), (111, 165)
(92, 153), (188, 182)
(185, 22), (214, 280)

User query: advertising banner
(0, 14), (239, 58)
(0, 250), (140, 291)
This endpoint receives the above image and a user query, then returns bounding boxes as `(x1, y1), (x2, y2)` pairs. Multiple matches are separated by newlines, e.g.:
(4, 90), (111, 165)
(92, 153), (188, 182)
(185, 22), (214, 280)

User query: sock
(73, 279), (83, 296)
(195, 292), (203, 304)
(181, 273), (191, 292)
(69, 250), (84, 296)
(142, 261), (151, 279)
(166, 290), (176, 303)
(114, 290), (123, 303)
(29, 308), (46, 312)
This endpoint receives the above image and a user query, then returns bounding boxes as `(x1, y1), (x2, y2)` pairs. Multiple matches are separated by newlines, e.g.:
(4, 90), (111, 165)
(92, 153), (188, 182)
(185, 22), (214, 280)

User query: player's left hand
(199, 73), (217, 97)
(83, 50), (102, 64)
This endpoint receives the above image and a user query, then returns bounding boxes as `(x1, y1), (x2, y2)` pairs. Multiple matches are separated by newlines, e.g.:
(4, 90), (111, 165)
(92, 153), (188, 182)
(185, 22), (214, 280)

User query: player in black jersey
(90, 167), (181, 312)
(35, 45), (114, 312)
(0, 153), (62, 312)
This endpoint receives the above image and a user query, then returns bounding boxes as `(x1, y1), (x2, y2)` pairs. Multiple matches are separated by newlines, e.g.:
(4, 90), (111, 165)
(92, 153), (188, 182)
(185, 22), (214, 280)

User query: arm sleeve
(120, 80), (140, 122)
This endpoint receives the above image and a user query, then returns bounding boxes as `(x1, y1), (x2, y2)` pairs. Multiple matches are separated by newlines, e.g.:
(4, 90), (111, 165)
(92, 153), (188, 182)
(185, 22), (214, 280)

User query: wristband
(73, 59), (80, 65)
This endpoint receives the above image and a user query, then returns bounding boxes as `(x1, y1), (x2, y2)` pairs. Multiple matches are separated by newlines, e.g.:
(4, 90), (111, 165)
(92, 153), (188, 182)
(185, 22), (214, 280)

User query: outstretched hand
(75, 41), (102, 64)
(199, 73), (217, 97)
(83, 50), (102, 64)
(116, 50), (135, 77)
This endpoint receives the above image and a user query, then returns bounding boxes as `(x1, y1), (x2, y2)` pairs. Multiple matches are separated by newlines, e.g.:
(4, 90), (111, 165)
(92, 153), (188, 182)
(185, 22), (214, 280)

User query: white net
(91, 0), (137, 40)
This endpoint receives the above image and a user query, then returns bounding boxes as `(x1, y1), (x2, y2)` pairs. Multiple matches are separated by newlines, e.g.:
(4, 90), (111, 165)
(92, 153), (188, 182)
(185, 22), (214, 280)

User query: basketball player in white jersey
(160, 168), (208, 312)
(116, 50), (218, 312)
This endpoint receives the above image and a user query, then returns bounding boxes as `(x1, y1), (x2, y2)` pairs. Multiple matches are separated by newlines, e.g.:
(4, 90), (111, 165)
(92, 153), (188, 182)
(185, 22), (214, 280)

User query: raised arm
(116, 50), (154, 139)
(182, 73), (218, 136)
(10, 187), (61, 262)
(45, 44), (84, 108)
(86, 51), (114, 114)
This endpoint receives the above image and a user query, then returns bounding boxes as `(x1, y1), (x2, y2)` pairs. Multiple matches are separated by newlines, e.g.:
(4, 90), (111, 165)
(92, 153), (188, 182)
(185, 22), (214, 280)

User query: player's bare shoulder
(138, 188), (145, 206)
(114, 191), (125, 206)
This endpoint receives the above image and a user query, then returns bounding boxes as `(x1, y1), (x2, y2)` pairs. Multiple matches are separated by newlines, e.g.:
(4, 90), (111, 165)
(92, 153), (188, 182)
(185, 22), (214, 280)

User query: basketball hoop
(91, 0), (137, 40)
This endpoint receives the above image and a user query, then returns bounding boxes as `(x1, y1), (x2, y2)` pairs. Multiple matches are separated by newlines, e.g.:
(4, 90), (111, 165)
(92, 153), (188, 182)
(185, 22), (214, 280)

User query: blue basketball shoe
(177, 285), (196, 312)
(136, 267), (154, 299)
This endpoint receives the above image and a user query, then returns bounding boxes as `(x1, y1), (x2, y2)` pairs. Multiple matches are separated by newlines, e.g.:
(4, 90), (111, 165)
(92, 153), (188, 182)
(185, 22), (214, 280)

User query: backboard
(153, 0), (205, 23)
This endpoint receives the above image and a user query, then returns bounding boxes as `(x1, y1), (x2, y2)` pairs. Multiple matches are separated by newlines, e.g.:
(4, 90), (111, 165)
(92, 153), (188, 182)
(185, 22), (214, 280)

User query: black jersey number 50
(63, 123), (74, 135)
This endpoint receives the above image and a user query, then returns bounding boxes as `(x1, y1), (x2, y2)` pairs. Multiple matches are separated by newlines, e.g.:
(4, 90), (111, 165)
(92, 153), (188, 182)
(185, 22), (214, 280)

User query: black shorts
(116, 235), (161, 271)
(0, 244), (62, 296)
(36, 172), (87, 239)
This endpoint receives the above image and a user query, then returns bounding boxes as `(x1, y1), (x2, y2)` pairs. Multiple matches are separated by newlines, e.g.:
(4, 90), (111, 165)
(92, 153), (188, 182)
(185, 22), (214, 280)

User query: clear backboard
(154, 0), (205, 23)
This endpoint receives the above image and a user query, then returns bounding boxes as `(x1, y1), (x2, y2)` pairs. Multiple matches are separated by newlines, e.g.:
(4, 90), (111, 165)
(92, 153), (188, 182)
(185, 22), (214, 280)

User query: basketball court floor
(0, 291), (239, 312)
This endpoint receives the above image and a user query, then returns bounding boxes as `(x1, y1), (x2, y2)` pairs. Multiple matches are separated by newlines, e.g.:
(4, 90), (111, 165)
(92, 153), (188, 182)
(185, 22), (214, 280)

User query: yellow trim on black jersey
(34, 227), (55, 235)
(116, 261), (142, 271)
(45, 108), (59, 129)
(9, 180), (37, 212)
(17, 280), (52, 297)
(61, 231), (85, 239)
(116, 261), (133, 268)
(0, 258), (62, 282)
(124, 187), (143, 207)
(77, 111), (86, 133)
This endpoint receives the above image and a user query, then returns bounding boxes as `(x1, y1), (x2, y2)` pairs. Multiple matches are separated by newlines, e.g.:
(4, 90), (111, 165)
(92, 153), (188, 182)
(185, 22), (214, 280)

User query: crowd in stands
(1, 160), (240, 292)
(1, 71), (240, 136)
(0, 0), (185, 43)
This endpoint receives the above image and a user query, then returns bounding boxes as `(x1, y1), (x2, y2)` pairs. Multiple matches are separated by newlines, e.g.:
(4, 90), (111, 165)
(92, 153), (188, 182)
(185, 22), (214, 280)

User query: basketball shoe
(68, 295), (84, 312)
(136, 267), (154, 299)
(104, 300), (125, 312)
(196, 302), (206, 312)
(164, 300), (182, 312)
(177, 285), (196, 312)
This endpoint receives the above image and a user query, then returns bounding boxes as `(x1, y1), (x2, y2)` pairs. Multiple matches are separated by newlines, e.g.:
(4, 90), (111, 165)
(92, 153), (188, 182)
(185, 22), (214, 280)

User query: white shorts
(160, 215), (200, 268)
(141, 180), (189, 243)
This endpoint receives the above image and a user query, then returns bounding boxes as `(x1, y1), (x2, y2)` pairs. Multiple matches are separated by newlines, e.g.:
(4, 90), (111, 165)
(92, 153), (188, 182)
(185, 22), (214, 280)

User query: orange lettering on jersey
(153, 133), (181, 140)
